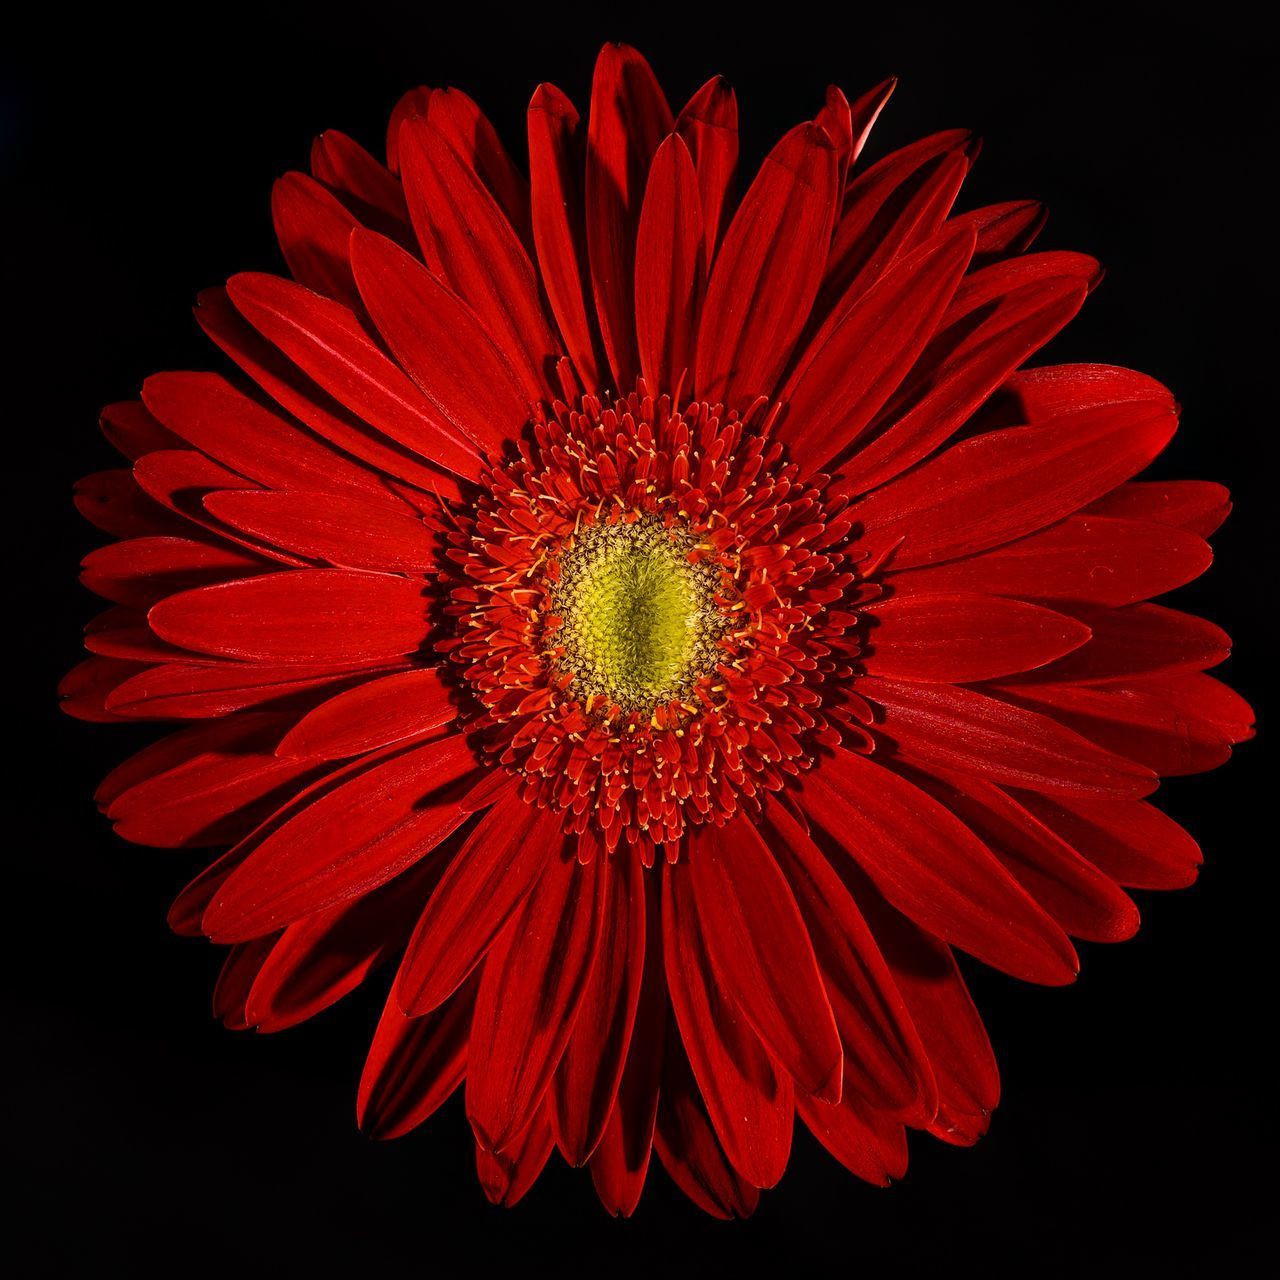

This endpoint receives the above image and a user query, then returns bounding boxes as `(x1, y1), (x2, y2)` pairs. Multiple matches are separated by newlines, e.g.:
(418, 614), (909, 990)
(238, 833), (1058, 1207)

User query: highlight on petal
(64, 48), (1248, 1220)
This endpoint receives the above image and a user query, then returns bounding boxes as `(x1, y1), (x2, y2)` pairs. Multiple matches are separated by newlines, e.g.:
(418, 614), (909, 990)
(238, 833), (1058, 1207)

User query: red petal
(107, 659), (400, 720)
(426, 87), (532, 246)
(103, 714), (317, 848)
(662, 860), (793, 1188)
(1013, 791), (1203, 890)
(476, 1107), (556, 1207)
(689, 819), (843, 1101)
(466, 850), (606, 1153)
(886, 515), (1212, 608)
(99, 400), (182, 460)
(349, 229), (529, 454)
(991, 678), (1243, 777)
(202, 735), (477, 941)
(58, 655), (145, 722)
(1086, 479), (1232, 538)
(244, 858), (436, 1032)
(695, 122), (838, 408)
(357, 977), (475, 1139)
(953, 199), (1048, 266)
(202, 487), (438, 571)
(764, 801), (935, 1114)
(80, 536), (270, 609)
(838, 278), (1086, 494)
(310, 129), (411, 234)
(857, 676), (1157, 797)
(225, 272), (484, 482)
(276, 667), (456, 760)
(797, 1086), (908, 1185)
(271, 171), (361, 307)
(989, 362), (1173, 426)
(527, 84), (602, 392)
(904, 765), (1139, 942)
(74, 469), (186, 539)
(1016, 603), (1231, 684)
(398, 116), (558, 400)
(585, 43), (673, 391)
(675, 75), (739, 256)
(385, 86), (432, 173)
(851, 398), (1178, 568)
(396, 794), (563, 1015)
(552, 851), (646, 1165)
(653, 1028), (760, 1219)
(816, 130), (974, 329)
(588, 880), (665, 1216)
(634, 134), (705, 396)
(857, 885), (1001, 1142)
(782, 224), (975, 472)
(148, 568), (427, 664)
(861, 591), (1090, 682)
(195, 286), (461, 497)
(804, 750), (1078, 984)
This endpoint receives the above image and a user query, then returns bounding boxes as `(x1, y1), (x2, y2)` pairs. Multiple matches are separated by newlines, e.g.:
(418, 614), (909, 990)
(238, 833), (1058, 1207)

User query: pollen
(549, 514), (730, 713)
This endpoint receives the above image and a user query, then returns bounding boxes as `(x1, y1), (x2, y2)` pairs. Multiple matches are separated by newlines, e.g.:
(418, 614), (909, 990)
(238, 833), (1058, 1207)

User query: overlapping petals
(64, 44), (1251, 1216)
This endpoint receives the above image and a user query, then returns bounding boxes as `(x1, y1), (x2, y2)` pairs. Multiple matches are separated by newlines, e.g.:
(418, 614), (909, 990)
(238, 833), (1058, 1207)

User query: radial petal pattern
(64, 45), (1252, 1217)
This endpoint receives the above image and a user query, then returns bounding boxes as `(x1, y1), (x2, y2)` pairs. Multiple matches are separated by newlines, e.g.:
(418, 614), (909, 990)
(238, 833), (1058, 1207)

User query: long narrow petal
(764, 801), (935, 1114)
(585, 43), (673, 391)
(855, 882), (1001, 1144)
(695, 122), (838, 408)
(781, 223), (975, 471)
(399, 116), (559, 399)
(689, 819), (843, 1101)
(904, 765), (1139, 942)
(271, 172), (361, 307)
(149, 570), (429, 664)
(886, 515), (1212, 608)
(634, 134), (705, 395)
(357, 977), (475, 1139)
(80, 536), (270, 609)
(803, 749), (1079, 984)
(141, 370), (388, 497)
(202, 735), (477, 941)
(396, 794), (563, 1015)
(1013, 791), (1203, 890)
(662, 860), (793, 1188)
(851, 398), (1178, 568)
(276, 667), (456, 760)
(527, 84), (602, 390)
(225, 273), (485, 482)
(1086, 479), (1232, 537)
(654, 1030), (760, 1219)
(860, 591), (1090, 682)
(552, 851), (646, 1165)
(466, 850), (606, 1152)
(194, 287), (462, 496)
(349, 228), (529, 453)
(839, 278), (1087, 494)
(857, 676), (1157, 797)
(588, 879), (665, 1216)
(675, 75), (738, 256)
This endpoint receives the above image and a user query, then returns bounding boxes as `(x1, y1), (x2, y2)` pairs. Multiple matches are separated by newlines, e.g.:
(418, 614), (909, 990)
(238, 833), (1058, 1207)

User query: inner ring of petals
(547, 513), (730, 714)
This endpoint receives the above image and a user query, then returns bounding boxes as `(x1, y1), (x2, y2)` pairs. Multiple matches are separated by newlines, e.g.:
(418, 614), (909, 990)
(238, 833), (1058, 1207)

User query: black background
(4, 3), (1272, 1274)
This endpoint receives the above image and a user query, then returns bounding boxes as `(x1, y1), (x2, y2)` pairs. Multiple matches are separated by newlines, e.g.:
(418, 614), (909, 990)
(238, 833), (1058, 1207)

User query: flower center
(549, 513), (730, 714)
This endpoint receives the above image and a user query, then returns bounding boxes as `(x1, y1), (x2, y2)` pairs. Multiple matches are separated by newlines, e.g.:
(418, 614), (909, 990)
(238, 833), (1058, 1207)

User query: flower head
(64, 44), (1252, 1216)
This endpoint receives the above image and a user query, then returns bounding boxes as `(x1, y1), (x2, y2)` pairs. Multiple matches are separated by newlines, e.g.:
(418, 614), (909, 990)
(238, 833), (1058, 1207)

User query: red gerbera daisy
(63, 44), (1253, 1216)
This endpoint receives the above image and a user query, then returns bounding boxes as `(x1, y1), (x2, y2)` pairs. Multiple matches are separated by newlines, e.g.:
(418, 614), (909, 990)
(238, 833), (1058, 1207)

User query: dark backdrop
(4, 3), (1271, 1274)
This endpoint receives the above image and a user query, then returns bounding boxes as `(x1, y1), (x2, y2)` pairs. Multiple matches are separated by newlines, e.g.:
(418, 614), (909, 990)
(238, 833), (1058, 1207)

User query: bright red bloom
(64, 45), (1253, 1216)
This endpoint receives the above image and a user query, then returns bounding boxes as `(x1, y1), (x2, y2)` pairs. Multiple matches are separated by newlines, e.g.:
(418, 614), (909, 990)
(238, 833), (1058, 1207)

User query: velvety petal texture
(65, 43), (1250, 1219)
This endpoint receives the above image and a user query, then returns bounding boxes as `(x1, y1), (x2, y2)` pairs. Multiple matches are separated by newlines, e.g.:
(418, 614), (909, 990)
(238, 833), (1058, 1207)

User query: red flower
(64, 45), (1253, 1216)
